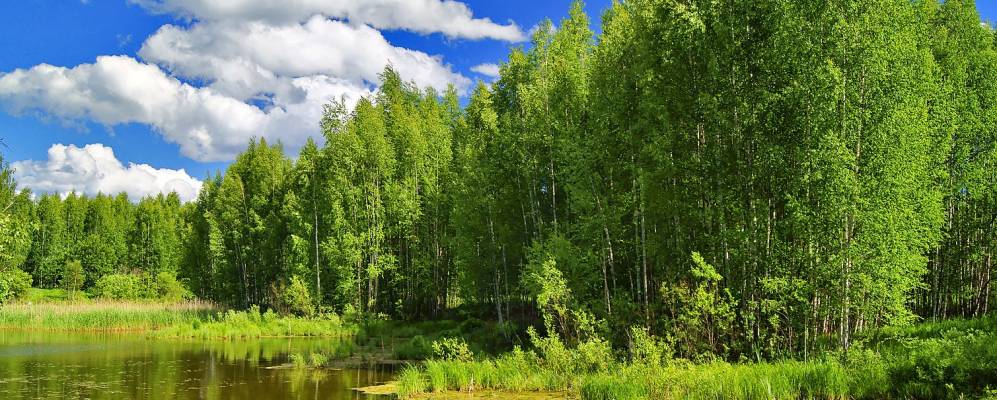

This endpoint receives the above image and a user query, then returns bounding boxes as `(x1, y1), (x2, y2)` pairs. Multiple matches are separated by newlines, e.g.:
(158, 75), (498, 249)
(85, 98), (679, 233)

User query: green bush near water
(0, 268), (31, 304)
(91, 272), (192, 301)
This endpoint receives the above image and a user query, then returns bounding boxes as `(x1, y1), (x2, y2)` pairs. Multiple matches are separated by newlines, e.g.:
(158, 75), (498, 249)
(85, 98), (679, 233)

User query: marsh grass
(0, 301), (356, 339)
(396, 316), (997, 400)
(0, 300), (216, 331)
(151, 306), (356, 339)
(399, 356), (871, 400)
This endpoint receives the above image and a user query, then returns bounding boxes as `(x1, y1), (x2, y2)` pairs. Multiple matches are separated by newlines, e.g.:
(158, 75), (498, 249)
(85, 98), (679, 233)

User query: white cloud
(139, 16), (470, 101)
(470, 63), (500, 79)
(0, 55), (371, 162)
(130, 0), (526, 42)
(0, 0), (499, 163)
(11, 143), (203, 202)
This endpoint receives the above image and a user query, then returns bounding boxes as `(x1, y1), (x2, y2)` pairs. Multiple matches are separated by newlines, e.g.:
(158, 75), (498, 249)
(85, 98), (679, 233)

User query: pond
(0, 331), (395, 400)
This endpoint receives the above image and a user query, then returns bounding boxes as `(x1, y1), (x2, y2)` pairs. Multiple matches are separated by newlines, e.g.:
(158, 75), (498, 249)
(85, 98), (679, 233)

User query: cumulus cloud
(0, 0), (503, 163)
(139, 16), (470, 101)
(0, 55), (370, 161)
(130, 0), (526, 42)
(470, 63), (500, 79)
(11, 143), (203, 202)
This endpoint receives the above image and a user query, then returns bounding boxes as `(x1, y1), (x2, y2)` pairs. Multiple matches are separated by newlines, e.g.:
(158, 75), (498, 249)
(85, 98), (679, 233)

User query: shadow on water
(0, 331), (397, 400)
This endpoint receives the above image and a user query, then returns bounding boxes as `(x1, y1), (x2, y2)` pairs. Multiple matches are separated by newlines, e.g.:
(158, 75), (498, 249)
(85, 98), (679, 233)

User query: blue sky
(0, 0), (992, 201)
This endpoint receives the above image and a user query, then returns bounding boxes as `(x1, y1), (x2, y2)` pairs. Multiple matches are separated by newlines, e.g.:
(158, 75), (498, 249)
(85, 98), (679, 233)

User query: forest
(1, 0), (997, 398)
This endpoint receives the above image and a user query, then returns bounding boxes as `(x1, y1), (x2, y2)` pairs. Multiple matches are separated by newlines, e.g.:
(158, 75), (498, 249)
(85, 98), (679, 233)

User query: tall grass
(398, 356), (879, 400)
(0, 301), (356, 339)
(0, 300), (215, 331)
(578, 359), (881, 400)
(152, 306), (356, 339)
(395, 316), (997, 400)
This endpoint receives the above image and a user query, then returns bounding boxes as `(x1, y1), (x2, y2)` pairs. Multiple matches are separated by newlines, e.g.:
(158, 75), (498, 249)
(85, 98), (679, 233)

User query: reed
(0, 300), (215, 331)
(0, 301), (356, 339)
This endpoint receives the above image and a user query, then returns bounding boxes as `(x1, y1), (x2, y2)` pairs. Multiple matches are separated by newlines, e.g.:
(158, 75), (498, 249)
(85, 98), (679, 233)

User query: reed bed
(0, 301), (356, 339)
(0, 300), (216, 331)
(152, 307), (357, 339)
(398, 357), (878, 400)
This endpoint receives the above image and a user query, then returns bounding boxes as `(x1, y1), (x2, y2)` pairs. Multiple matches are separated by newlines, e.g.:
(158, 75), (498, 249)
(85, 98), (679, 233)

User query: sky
(0, 0), (993, 202)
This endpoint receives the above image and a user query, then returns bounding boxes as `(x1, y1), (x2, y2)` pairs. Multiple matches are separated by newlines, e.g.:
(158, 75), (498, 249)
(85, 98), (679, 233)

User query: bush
(0, 268), (31, 304)
(395, 335), (433, 360)
(281, 276), (315, 316)
(60, 260), (85, 299)
(154, 271), (192, 301)
(92, 274), (143, 300)
(432, 337), (474, 362)
(91, 272), (194, 301)
(629, 326), (671, 368)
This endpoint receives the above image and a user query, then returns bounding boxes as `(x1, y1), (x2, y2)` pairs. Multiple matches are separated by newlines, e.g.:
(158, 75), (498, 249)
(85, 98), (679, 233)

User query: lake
(0, 331), (395, 400)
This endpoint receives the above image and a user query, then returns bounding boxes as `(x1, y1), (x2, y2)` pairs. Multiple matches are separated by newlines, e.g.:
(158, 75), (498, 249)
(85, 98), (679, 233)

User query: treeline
(0, 166), (187, 300)
(2, 0), (996, 361)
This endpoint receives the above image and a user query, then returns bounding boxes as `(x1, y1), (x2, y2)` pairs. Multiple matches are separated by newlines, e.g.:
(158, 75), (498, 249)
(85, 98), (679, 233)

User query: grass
(0, 300), (216, 331)
(21, 287), (89, 303)
(395, 315), (997, 400)
(0, 300), (356, 339)
(397, 355), (876, 400)
(152, 306), (356, 339)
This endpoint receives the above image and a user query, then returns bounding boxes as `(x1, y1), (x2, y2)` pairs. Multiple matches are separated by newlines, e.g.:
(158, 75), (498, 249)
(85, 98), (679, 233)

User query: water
(0, 331), (395, 400)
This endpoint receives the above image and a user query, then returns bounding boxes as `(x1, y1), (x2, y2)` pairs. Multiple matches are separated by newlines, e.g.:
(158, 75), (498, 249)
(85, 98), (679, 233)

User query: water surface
(0, 331), (394, 400)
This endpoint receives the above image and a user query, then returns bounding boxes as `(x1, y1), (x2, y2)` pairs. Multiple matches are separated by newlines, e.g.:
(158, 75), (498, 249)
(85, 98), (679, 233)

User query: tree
(61, 260), (84, 300)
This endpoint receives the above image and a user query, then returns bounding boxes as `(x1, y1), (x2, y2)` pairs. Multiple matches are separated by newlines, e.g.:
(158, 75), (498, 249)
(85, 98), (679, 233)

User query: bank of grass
(396, 354), (880, 400)
(396, 316), (997, 400)
(0, 300), (215, 331)
(0, 300), (355, 339)
(153, 306), (355, 339)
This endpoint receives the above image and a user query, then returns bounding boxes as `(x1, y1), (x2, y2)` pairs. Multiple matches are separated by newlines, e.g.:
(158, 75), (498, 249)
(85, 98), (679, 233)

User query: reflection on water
(0, 331), (394, 400)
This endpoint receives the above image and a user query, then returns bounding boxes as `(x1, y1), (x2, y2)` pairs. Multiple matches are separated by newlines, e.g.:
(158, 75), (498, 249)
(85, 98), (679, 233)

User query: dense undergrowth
(394, 317), (997, 400)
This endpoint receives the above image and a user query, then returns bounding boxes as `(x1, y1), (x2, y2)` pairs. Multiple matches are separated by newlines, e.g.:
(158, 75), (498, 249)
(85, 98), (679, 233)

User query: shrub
(629, 325), (671, 368)
(281, 276), (315, 316)
(60, 260), (85, 300)
(92, 274), (143, 300)
(0, 268), (31, 304)
(395, 335), (433, 360)
(91, 272), (194, 301)
(432, 337), (474, 362)
(155, 271), (192, 301)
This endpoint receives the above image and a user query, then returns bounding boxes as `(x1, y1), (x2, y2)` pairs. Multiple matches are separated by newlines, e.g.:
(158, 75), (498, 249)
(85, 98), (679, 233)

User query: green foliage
(628, 326), (671, 368)
(661, 252), (737, 359)
(92, 274), (144, 300)
(0, 301), (215, 331)
(2, 3), (997, 390)
(395, 335), (433, 360)
(60, 260), (84, 300)
(154, 271), (192, 301)
(91, 272), (192, 301)
(0, 268), (31, 304)
(279, 276), (316, 317)
(432, 337), (474, 362)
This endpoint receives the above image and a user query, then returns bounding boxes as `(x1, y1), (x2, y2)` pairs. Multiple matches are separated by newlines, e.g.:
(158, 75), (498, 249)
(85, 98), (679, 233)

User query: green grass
(398, 356), (873, 400)
(152, 306), (356, 339)
(0, 300), (216, 331)
(396, 316), (997, 400)
(21, 288), (89, 303)
(0, 301), (356, 339)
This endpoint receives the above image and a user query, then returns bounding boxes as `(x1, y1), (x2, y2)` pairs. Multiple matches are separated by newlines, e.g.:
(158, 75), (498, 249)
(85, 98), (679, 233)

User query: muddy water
(0, 331), (395, 400)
